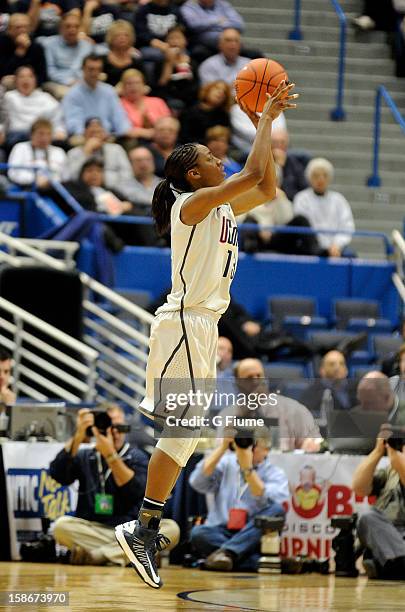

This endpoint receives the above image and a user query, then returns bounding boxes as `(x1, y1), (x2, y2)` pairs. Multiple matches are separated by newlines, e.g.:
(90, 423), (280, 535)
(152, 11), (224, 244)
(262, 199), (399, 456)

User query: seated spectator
(119, 69), (171, 142)
(120, 145), (161, 209)
(231, 104), (286, 159)
(217, 336), (234, 379)
(198, 28), (249, 89)
(16, 0), (81, 38)
(240, 164), (320, 256)
(218, 358), (321, 451)
(80, 0), (120, 45)
(352, 0), (400, 32)
(205, 125), (242, 178)
(63, 158), (133, 215)
(50, 405), (179, 565)
(66, 117), (132, 192)
(0, 13), (47, 87)
(293, 157), (355, 258)
(390, 345), (405, 424)
(179, 80), (231, 144)
(155, 25), (198, 108)
(300, 350), (357, 418)
(189, 435), (288, 571)
(271, 127), (308, 201)
(134, 0), (185, 65)
(8, 118), (67, 187)
(0, 347), (16, 406)
(2, 66), (65, 148)
(41, 11), (93, 100)
(62, 53), (131, 144)
(181, 0), (244, 60)
(355, 371), (398, 419)
(148, 115), (180, 177)
(101, 20), (144, 87)
(352, 425), (405, 579)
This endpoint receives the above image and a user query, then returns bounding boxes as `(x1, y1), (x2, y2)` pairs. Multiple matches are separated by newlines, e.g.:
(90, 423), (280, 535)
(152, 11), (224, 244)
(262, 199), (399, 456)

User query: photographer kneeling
(352, 425), (405, 580)
(189, 436), (288, 571)
(50, 405), (179, 565)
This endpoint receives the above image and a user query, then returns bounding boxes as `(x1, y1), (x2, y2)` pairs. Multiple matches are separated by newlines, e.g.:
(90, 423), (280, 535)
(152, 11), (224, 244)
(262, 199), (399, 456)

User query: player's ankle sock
(138, 496), (165, 530)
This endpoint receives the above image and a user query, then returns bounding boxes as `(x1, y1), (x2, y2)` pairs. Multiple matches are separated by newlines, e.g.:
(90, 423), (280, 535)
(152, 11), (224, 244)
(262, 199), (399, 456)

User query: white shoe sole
(115, 527), (162, 589)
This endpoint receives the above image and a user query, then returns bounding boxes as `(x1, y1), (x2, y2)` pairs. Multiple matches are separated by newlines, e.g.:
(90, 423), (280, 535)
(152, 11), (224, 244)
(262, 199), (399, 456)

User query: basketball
(235, 58), (289, 113)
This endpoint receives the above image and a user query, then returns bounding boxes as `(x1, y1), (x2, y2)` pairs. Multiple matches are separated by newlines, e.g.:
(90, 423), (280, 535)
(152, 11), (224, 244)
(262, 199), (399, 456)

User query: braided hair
(152, 143), (199, 235)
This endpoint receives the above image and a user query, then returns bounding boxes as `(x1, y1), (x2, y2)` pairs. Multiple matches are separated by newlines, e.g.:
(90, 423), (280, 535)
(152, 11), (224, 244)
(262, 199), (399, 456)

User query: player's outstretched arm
(230, 82), (298, 216)
(180, 82), (296, 226)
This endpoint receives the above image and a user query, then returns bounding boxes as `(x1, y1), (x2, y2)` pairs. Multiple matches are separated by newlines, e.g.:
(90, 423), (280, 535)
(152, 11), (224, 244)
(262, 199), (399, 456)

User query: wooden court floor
(1, 562), (405, 612)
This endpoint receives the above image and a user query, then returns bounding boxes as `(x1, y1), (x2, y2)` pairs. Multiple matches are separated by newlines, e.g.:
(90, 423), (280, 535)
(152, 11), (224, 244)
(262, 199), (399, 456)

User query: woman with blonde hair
(119, 69), (171, 141)
(179, 80), (232, 144)
(102, 20), (144, 87)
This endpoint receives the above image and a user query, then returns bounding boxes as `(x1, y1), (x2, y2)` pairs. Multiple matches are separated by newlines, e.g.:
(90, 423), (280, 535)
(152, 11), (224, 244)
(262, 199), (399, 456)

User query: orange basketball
(235, 58), (289, 113)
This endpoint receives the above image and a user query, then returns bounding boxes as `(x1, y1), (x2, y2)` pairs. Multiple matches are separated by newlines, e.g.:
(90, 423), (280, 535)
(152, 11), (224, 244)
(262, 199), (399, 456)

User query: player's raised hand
(237, 97), (260, 128)
(261, 81), (298, 121)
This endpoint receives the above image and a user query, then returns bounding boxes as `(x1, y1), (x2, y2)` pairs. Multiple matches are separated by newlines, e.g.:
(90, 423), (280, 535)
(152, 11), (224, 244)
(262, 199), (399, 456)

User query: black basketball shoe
(115, 520), (169, 589)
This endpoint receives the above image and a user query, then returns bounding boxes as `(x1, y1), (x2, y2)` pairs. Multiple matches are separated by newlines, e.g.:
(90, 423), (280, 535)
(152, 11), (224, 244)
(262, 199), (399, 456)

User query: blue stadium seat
(371, 335), (403, 361)
(282, 380), (311, 402)
(346, 318), (392, 334)
(332, 298), (382, 329)
(263, 362), (306, 380)
(268, 295), (321, 332)
(282, 315), (328, 339)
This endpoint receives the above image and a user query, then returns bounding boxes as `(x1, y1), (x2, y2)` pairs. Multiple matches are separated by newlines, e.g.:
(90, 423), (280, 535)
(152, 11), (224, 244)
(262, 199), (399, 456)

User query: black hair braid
(152, 143), (199, 235)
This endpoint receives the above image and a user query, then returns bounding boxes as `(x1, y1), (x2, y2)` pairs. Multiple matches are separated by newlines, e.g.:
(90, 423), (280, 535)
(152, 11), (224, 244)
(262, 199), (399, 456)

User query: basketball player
(115, 81), (298, 588)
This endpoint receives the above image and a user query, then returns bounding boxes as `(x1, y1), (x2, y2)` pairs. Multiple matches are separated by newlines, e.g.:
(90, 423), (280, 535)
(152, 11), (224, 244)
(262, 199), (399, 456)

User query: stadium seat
(346, 318), (392, 334)
(333, 298), (381, 329)
(268, 295), (318, 331)
(371, 335), (403, 361)
(263, 363), (306, 380)
(281, 380), (311, 402)
(282, 315), (328, 339)
(350, 365), (381, 380)
(309, 330), (372, 372)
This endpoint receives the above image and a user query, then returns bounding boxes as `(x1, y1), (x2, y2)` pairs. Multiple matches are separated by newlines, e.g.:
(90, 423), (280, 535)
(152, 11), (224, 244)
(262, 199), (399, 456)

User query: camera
(386, 425), (405, 451)
(229, 429), (255, 450)
(85, 411), (131, 437)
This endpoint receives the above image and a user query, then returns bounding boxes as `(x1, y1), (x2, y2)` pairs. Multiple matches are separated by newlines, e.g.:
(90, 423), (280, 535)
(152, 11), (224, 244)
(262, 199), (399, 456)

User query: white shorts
(139, 308), (218, 466)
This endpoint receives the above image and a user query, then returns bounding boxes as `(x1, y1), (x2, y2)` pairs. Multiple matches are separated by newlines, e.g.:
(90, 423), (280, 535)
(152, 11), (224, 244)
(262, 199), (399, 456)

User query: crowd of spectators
(0, 0), (360, 256)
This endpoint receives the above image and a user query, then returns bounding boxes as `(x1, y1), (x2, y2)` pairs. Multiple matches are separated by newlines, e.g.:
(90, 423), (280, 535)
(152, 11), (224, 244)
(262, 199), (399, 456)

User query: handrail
(367, 85), (405, 188)
(0, 231), (68, 270)
(99, 215), (393, 257)
(0, 296), (98, 361)
(288, 0), (347, 120)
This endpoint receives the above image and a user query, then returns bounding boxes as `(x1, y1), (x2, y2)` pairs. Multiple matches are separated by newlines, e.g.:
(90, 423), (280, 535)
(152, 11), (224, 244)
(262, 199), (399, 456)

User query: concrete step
(287, 118), (405, 138)
(271, 53), (393, 76)
(237, 0), (362, 12)
(290, 134), (405, 156)
(295, 148), (405, 172)
(286, 102), (396, 124)
(333, 167), (405, 185)
(236, 7), (378, 30)
(252, 38), (391, 60)
(350, 204), (405, 220)
(243, 24), (387, 44)
(287, 87), (405, 107)
(332, 185), (405, 205)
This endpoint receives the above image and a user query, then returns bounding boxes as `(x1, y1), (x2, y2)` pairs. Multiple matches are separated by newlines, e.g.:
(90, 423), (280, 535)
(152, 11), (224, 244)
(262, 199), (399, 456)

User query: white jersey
(157, 191), (238, 316)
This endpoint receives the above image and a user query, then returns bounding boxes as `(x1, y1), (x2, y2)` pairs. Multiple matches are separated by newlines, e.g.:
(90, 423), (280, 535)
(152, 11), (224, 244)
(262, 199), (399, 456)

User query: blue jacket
(49, 443), (148, 527)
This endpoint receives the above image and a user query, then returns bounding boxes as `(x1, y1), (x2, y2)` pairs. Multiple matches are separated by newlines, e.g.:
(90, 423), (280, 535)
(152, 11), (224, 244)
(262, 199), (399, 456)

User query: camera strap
(96, 442), (130, 492)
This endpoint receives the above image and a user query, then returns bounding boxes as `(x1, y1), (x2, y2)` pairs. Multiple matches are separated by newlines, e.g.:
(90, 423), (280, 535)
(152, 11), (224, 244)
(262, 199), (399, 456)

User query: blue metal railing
(0, 165), (393, 256)
(367, 85), (405, 188)
(288, 0), (347, 120)
(99, 215), (393, 256)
